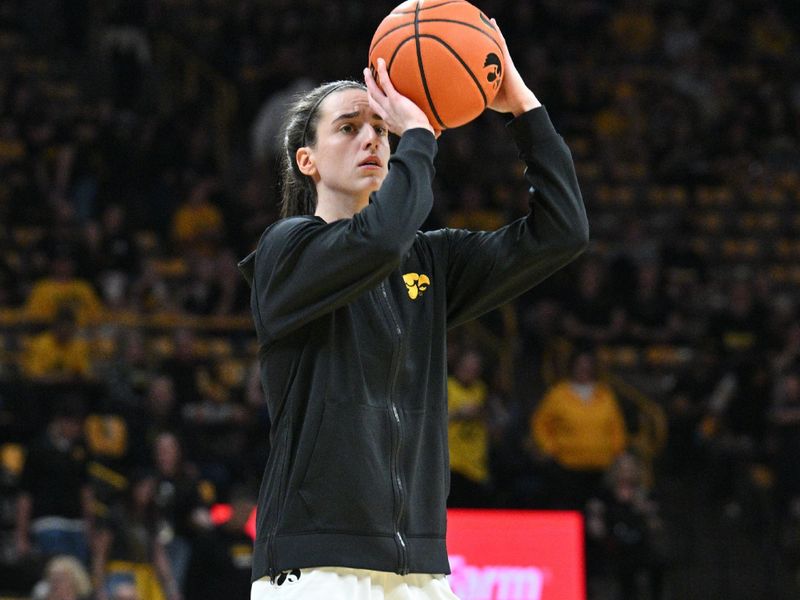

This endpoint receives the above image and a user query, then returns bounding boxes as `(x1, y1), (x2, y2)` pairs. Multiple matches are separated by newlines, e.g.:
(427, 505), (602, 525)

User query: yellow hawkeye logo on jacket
(402, 273), (430, 300)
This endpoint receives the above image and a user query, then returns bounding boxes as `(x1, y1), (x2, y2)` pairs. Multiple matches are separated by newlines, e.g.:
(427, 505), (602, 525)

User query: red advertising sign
(446, 509), (585, 600)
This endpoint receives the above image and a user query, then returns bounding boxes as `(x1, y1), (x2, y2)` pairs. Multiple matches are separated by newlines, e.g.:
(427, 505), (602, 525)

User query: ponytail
(279, 80), (366, 218)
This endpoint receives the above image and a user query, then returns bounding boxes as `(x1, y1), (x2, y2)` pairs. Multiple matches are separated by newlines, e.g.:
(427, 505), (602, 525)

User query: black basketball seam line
(387, 35), (417, 73)
(418, 33), (488, 109)
(369, 18), (501, 56)
(415, 2), (446, 129)
(393, 0), (463, 15)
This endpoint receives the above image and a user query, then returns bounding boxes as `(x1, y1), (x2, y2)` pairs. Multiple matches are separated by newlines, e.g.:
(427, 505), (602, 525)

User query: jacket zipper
(380, 280), (409, 575)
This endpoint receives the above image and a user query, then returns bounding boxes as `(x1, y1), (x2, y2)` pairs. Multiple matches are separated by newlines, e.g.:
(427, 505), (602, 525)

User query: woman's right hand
(364, 58), (437, 137)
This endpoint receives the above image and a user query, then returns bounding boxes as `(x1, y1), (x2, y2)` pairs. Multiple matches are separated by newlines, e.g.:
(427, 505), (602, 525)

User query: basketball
(368, 0), (505, 132)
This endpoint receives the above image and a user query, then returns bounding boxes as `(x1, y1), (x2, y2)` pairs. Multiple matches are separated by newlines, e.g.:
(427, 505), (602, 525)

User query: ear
(295, 147), (317, 178)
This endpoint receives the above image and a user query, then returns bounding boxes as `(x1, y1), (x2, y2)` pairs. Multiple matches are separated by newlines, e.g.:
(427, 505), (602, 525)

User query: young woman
(239, 21), (589, 600)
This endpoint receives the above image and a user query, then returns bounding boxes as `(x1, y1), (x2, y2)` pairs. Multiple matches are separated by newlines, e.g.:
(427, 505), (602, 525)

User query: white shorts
(251, 567), (460, 600)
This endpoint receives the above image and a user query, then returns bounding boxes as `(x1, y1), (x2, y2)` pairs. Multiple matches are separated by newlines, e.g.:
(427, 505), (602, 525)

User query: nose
(361, 125), (381, 149)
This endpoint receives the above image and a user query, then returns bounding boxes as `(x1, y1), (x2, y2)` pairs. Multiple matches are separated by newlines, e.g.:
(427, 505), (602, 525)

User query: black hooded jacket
(238, 107), (589, 581)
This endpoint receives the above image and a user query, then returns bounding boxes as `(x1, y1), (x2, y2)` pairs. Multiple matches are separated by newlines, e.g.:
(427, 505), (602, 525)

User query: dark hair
(279, 80), (366, 219)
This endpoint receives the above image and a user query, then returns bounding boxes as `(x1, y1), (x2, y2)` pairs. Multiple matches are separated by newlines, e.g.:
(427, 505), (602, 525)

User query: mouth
(358, 157), (383, 169)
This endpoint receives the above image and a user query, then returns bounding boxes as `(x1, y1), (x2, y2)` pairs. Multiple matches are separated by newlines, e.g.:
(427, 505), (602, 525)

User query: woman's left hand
(487, 18), (542, 117)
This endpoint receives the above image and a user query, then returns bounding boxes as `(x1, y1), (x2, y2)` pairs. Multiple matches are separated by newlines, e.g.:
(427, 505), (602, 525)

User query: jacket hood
(238, 251), (256, 288)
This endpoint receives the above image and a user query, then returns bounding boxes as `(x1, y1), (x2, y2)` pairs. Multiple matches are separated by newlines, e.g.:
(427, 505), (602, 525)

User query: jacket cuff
(398, 127), (438, 158)
(505, 106), (561, 150)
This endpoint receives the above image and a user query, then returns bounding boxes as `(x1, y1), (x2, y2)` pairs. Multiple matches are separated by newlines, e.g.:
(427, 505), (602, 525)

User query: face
(571, 353), (596, 384)
(112, 584), (140, 600)
(155, 433), (180, 474)
(48, 569), (78, 600)
(297, 88), (390, 206)
(132, 476), (156, 508)
(455, 351), (483, 384)
(148, 377), (175, 416)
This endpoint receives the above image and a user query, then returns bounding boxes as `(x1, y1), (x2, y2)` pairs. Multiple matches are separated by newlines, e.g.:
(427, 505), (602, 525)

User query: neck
(314, 189), (370, 222)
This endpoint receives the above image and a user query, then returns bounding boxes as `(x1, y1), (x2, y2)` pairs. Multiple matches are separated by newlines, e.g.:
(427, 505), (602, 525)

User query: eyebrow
(332, 111), (384, 123)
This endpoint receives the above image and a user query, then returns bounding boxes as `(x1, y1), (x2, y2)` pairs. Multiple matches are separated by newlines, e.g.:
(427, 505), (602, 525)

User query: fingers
(490, 18), (504, 42)
(491, 18), (509, 54)
(374, 58), (397, 97)
(363, 66), (387, 119)
(363, 65), (384, 101)
(364, 58), (434, 136)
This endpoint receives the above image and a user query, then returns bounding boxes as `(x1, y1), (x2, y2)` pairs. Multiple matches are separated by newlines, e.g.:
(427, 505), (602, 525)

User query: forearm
(15, 493), (32, 539)
(510, 107), (589, 249)
(91, 530), (110, 591)
(358, 128), (437, 254)
(154, 542), (180, 598)
(81, 486), (95, 528)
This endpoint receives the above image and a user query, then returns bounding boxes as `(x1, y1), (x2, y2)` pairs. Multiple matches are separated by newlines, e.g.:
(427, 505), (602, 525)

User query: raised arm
(427, 21), (588, 328)
(242, 131), (437, 344)
(434, 107), (588, 328)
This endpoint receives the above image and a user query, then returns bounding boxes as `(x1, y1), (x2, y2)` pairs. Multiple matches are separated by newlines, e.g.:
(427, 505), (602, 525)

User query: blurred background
(0, 0), (799, 599)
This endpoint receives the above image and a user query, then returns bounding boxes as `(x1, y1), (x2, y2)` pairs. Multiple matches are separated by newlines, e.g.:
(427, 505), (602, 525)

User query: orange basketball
(368, 0), (505, 132)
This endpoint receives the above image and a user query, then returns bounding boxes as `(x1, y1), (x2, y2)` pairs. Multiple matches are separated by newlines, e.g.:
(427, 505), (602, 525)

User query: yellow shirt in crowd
(172, 202), (224, 245)
(24, 278), (103, 324)
(532, 380), (627, 471)
(447, 376), (489, 484)
(21, 331), (92, 379)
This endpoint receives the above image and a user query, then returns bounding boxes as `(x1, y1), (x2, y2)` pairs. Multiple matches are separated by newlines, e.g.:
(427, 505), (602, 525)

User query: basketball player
(239, 21), (589, 600)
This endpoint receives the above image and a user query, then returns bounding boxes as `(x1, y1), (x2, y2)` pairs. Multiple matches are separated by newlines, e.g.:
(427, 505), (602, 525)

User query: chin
(365, 178), (386, 194)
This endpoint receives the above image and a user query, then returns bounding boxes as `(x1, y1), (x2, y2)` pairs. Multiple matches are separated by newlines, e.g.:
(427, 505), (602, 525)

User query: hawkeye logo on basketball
(484, 53), (502, 90)
(403, 273), (430, 300)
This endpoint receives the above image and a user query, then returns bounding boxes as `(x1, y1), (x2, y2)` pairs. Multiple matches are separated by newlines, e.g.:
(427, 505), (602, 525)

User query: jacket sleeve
(241, 128), (437, 343)
(425, 107), (589, 329)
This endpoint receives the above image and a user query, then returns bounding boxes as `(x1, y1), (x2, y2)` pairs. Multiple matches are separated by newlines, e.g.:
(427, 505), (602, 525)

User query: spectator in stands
(563, 258), (626, 345)
(1, 441), (40, 595)
(707, 277), (770, 442)
(447, 348), (493, 507)
(151, 432), (210, 595)
(214, 247), (250, 315)
(180, 374), (249, 493)
(145, 376), (182, 440)
(585, 452), (666, 600)
(181, 254), (223, 316)
(661, 343), (722, 476)
(171, 178), (225, 255)
(129, 259), (178, 314)
(769, 371), (800, 521)
(31, 554), (93, 600)
(16, 396), (94, 564)
(625, 260), (683, 343)
(530, 349), (627, 509)
(20, 307), (93, 382)
(92, 204), (140, 307)
(184, 484), (255, 600)
(92, 468), (180, 600)
(99, 5), (152, 111)
(772, 321), (800, 376)
(24, 253), (103, 325)
(101, 330), (155, 412)
(160, 329), (204, 407)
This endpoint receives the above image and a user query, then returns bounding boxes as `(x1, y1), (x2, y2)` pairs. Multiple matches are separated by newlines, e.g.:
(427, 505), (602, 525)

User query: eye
(374, 125), (388, 137)
(339, 123), (356, 134)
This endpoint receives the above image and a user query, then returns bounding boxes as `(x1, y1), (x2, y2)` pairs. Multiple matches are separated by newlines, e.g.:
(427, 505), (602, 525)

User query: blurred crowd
(1, 0), (800, 599)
